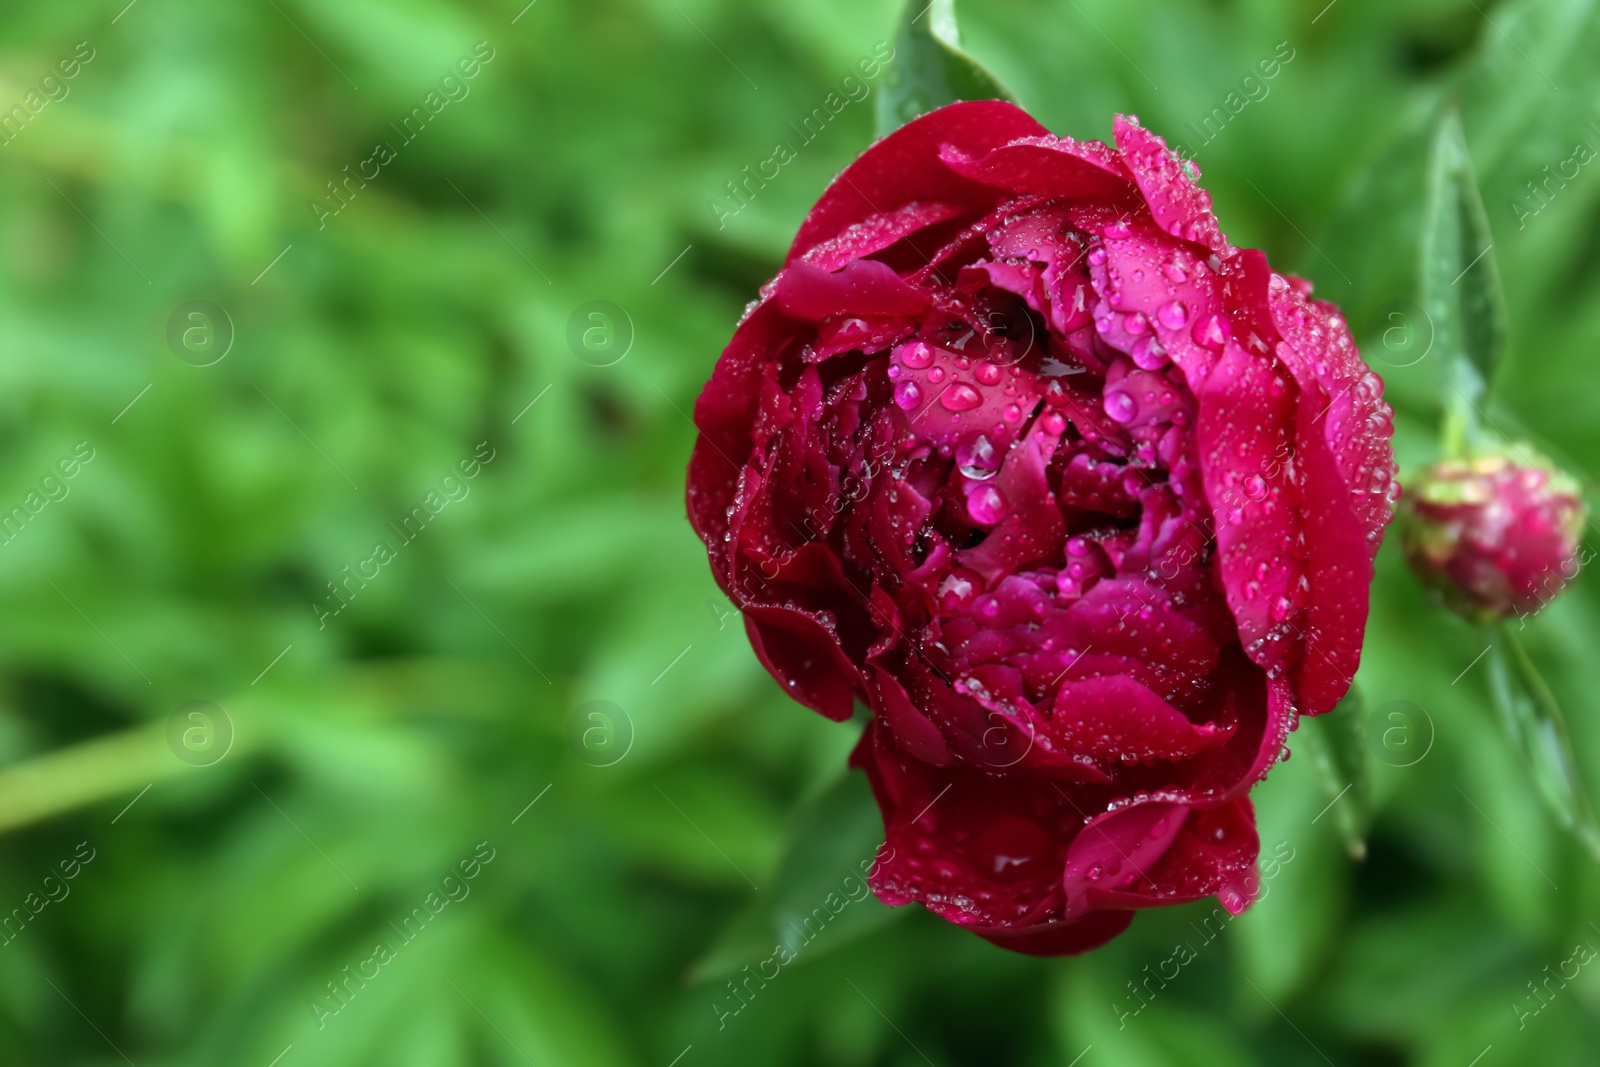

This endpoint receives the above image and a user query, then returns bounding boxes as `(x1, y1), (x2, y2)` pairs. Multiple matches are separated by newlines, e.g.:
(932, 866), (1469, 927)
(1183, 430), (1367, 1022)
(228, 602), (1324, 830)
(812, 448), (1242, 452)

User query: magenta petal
(960, 422), (1065, 584)
(796, 200), (968, 272)
(1196, 340), (1302, 681)
(777, 258), (933, 321)
(1112, 115), (1231, 255)
(851, 721), (1075, 928)
(1061, 801), (1189, 921)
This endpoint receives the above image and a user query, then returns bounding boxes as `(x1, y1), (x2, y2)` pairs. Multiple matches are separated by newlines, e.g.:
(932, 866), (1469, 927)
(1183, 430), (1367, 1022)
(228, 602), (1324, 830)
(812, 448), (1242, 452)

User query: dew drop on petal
(942, 383), (982, 411)
(1157, 300), (1189, 329)
(1104, 391), (1138, 423)
(967, 485), (1006, 524)
(970, 816), (1052, 882)
(1131, 335), (1169, 371)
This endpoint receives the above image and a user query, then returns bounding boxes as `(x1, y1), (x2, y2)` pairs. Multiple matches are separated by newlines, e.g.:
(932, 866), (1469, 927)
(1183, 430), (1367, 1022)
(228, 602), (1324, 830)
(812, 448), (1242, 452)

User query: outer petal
(852, 720), (1078, 929)
(1254, 256), (1397, 715)
(1196, 338), (1303, 685)
(787, 101), (1051, 266)
(744, 606), (861, 722)
(937, 136), (1135, 202)
(1073, 797), (1260, 915)
(1111, 115), (1232, 256)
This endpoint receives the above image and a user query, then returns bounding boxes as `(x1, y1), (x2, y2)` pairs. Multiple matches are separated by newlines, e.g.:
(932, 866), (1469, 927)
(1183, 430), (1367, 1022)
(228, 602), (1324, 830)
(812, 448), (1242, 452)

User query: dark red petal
(1047, 675), (1232, 764)
(869, 665), (953, 766)
(973, 910), (1134, 956)
(787, 101), (1051, 266)
(1061, 800), (1190, 920)
(852, 720), (1079, 928)
(1262, 269), (1396, 715)
(777, 258), (933, 321)
(937, 136), (1135, 202)
(743, 607), (861, 722)
(1079, 796), (1260, 914)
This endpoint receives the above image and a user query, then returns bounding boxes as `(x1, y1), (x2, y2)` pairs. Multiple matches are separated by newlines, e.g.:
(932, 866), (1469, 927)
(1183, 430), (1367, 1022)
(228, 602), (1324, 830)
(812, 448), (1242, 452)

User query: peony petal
(777, 258), (933, 321)
(744, 605), (862, 722)
(1061, 800), (1190, 921)
(1047, 674), (1233, 765)
(788, 101), (1051, 266)
(938, 136), (1135, 202)
(1111, 115), (1232, 255)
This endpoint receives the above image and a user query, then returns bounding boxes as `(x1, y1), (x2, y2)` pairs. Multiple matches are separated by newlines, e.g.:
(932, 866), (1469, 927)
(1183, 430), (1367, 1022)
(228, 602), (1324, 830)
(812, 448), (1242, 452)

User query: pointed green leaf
(1486, 628), (1600, 862)
(1420, 106), (1509, 449)
(875, 0), (1017, 138)
(688, 768), (903, 982)
(1301, 687), (1372, 861)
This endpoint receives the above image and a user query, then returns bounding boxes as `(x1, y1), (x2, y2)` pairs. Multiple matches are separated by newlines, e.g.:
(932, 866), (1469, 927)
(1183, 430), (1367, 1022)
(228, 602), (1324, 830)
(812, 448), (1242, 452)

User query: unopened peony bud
(1402, 453), (1587, 622)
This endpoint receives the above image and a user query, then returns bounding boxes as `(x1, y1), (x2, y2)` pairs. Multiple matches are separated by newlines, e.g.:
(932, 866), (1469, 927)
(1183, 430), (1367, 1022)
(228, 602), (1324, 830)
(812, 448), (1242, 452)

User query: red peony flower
(687, 101), (1397, 955)
(1402, 453), (1586, 622)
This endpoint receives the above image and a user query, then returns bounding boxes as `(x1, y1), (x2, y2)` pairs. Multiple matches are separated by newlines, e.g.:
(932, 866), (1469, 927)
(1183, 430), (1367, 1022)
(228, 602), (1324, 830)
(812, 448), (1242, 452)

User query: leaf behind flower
(1486, 627), (1600, 863)
(874, 0), (1018, 138)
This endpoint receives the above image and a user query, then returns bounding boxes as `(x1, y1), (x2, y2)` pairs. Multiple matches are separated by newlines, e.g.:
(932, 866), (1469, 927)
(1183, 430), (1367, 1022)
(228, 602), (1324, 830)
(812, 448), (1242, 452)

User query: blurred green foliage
(0, 0), (1598, 1063)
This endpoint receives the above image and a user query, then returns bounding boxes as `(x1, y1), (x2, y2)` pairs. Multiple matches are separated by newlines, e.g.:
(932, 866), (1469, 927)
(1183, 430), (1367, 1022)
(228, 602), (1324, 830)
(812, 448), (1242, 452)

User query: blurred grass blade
(688, 768), (902, 982)
(875, 0), (1017, 138)
(1420, 106), (1508, 450)
(1486, 628), (1600, 862)
(1301, 688), (1372, 861)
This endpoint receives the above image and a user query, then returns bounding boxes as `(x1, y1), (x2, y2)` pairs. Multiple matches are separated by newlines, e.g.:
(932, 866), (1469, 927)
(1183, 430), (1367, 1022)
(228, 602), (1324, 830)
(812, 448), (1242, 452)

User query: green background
(1, 0), (1598, 1063)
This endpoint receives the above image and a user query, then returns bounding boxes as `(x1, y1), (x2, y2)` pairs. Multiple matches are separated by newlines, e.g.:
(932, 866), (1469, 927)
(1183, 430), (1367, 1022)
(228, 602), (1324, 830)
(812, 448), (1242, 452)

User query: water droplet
(1156, 301), (1188, 330)
(970, 816), (1051, 882)
(1041, 412), (1067, 435)
(1192, 313), (1228, 349)
(1104, 391), (1138, 423)
(1162, 261), (1188, 283)
(967, 485), (1006, 524)
(942, 383), (982, 410)
(1131, 335), (1169, 371)
(899, 342), (934, 369)
(956, 434), (999, 480)
(928, 366), (947, 384)
(975, 362), (1001, 386)
(893, 380), (922, 410)
(1123, 311), (1149, 334)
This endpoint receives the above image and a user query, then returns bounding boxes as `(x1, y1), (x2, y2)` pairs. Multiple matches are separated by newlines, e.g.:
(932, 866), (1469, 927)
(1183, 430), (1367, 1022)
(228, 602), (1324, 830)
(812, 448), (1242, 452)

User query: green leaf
(874, 0), (1017, 138)
(1300, 687), (1372, 861)
(687, 768), (904, 982)
(1486, 628), (1600, 862)
(1420, 105), (1509, 452)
